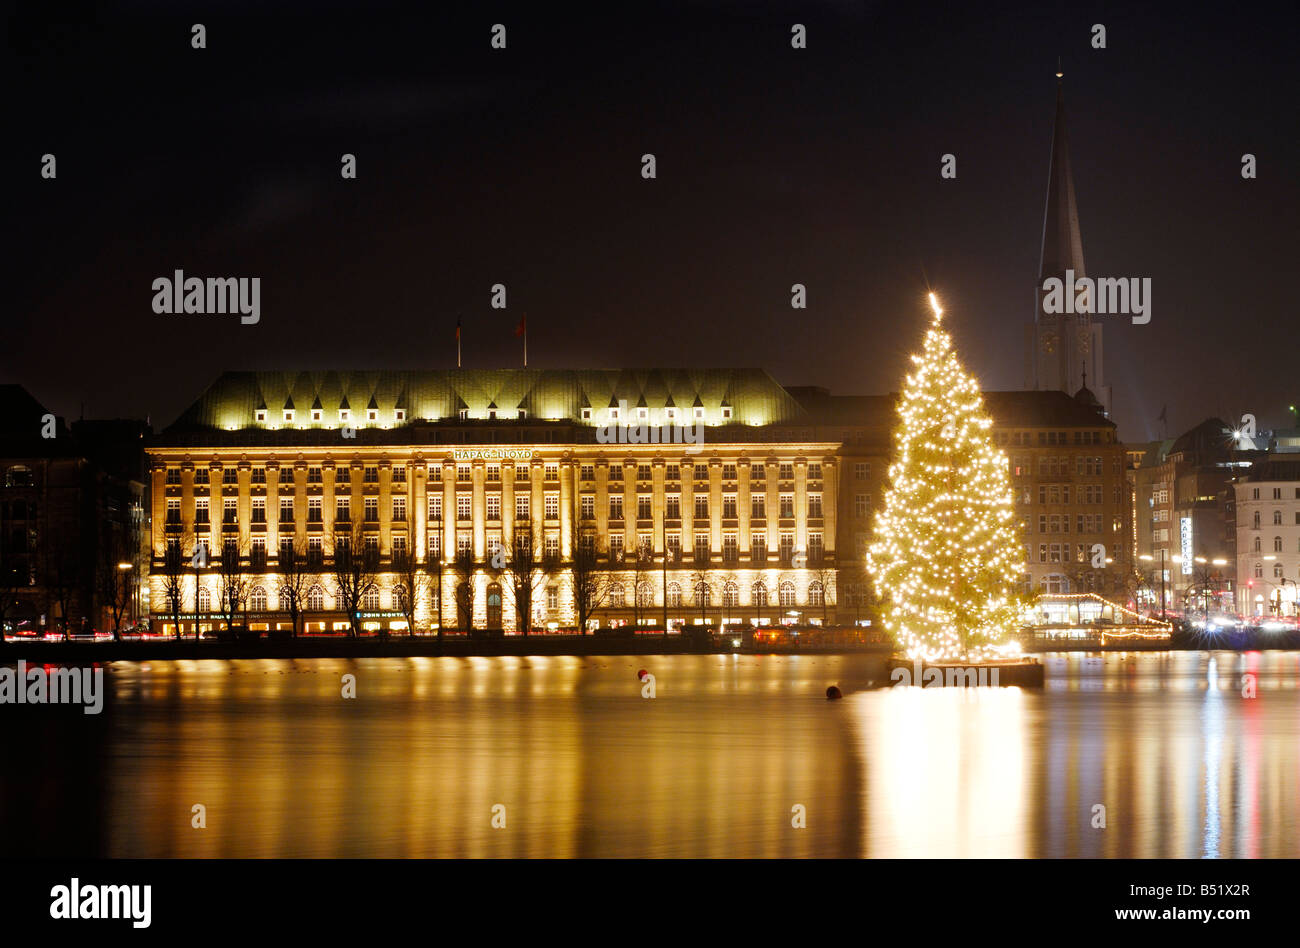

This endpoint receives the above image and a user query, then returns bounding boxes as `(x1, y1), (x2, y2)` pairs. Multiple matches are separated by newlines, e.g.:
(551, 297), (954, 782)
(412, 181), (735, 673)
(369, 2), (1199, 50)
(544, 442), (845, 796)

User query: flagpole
(524, 314), (528, 368)
(457, 318), (462, 368)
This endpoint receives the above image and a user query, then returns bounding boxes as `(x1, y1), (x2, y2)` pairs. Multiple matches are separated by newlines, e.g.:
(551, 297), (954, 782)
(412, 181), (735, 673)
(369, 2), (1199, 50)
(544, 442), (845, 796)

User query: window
(545, 494), (559, 519)
(166, 467), (181, 485)
(279, 467), (294, 485)
(667, 583), (682, 608)
(166, 498), (182, 525)
(249, 586), (268, 611)
(580, 495), (595, 520)
(516, 495), (530, 520)
(392, 465), (406, 483)
(514, 464), (529, 483)
(428, 495), (441, 521)
(251, 538), (266, 569)
(581, 407), (592, 421)
(723, 535), (738, 563)
(360, 466), (377, 484)
(457, 533), (472, 555)
(694, 536), (709, 563)
(197, 587), (211, 612)
(666, 534), (681, 562)
(779, 463), (794, 481)
(365, 497), (379, 522)
(751, 463), (765, 482)
(195, 498), (210, 524)
(723, 494), (737, 518)
(336, 498), (350, 523)
(723, 581), (739, 606)
(808, 463), (822, 480)
(779, 581), (796, 607)
(252, 497), (266, 523)
(695, 464), (708, 482)
(855, 494), (871, 518)
(1274, 510), (1283, 526)
(609, 496), (624, 520)
(336, 467), (350, 484)
(752, 495), (766, 518)
(486, 495), (500, 521)
(638, 464), (652, 482)
(808, 533), (823, 564)
(581, 465), (595, 482)
(694, 406), (705, 421)
(1274, 563), (1284, 579)
(308, 497), (322, 523)
(486, 464), (500, 483)
(1274, 487), (1282, 500)
(723, 463), (737, 481)
(308, 586), (325, 611)
(194, 468), (209, 485)
(779, 533), (794, 565)
(751, 534), (767, 562)
(1275, 537), (1284, 553)
(637, 582), (655, 608)
(393, 583), (409, 611)
(457, 495), (472, 520)
(665, 463), (680, 482)
(609, 583), (625, 607)
(279, 498), (294, 524)
(544, 535), (559, 560)
(308, 466), (322, 483)
(545, 464), (559, 482)
(808, 494), (822, 518)
(694, 580), (711, 606)
(752, 581), (768, 606)
(610, 535), (624, 561)
(251, 466), (265, 484)
(362, 585), (380, 610)
(666, 495), (681, 519)
(458, 465), (472, 483)
(694, 495), (708, 519)
(223, 467), (238, 485)
(393, 496), (407, 522)
(779, 494), (794, 518)
(637, 495), (653, 519)
(809, 581), (824, 606)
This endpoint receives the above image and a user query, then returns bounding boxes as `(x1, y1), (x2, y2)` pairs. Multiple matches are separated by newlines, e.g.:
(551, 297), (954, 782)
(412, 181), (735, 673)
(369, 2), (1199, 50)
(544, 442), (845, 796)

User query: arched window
(667, 582), (682, 607)
(1254, 564), (1263, 579)
(694, 582), (711, 608)
(197, 587), (211, 612)
(362, 584), (380, 610)
(636, 582), (655, 608)
(723, 582), (739, 607)
(809, 580), (824, 606)
(1275, 511), (1284, 526)
(609, 583), (625, 607)
(307, 585), (325, 611)
(249, 586), (268, 611)
(779, 581), (796, 607)
(393, 584), (409, 612)
(486, 582), (502, 629)
(1253, 511), (1261, 528)
(1253, 537), (1261, 552)
(1275, 536), (1284, 552)
(751, 581), (768, 606)
(1275, 563), (1285, 578)
(4, 465), (33, 488)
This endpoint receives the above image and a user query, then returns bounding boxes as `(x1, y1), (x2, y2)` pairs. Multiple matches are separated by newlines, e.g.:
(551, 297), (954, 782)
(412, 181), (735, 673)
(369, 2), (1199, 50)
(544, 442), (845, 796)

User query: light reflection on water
(2, 651), (1298, 857)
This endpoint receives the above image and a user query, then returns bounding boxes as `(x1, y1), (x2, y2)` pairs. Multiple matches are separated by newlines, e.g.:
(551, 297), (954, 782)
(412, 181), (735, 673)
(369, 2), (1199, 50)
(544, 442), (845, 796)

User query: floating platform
(886, 656), (1044, 688)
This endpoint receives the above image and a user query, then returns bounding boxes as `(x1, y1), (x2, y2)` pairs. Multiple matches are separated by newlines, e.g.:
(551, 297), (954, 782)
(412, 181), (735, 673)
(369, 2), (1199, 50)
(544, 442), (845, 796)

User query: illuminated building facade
(146, 369), (1135, 635)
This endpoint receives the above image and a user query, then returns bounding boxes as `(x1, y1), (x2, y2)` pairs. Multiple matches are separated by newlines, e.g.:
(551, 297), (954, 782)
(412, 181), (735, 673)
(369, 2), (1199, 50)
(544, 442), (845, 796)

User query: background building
(1234, 458), (1300, 616)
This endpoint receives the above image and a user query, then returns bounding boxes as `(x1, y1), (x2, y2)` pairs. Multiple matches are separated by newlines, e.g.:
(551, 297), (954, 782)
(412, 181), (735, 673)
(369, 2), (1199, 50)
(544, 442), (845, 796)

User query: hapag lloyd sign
(1042, 268), (1151, 324)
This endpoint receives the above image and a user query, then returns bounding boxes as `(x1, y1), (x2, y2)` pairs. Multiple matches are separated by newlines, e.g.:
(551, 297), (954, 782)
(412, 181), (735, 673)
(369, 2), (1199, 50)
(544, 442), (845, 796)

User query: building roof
(160, 368), (809, 441)
(1039, 75), (1087, 282)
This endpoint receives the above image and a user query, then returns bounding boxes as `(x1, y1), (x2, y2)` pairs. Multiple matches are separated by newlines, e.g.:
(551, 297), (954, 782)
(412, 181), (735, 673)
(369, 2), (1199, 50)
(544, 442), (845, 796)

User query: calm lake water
(4, 651), (1299, 858)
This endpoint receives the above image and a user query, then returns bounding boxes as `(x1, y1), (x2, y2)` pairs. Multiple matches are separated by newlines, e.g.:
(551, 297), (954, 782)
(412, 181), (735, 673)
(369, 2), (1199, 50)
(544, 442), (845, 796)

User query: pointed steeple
(1038, 70), (1086, 283)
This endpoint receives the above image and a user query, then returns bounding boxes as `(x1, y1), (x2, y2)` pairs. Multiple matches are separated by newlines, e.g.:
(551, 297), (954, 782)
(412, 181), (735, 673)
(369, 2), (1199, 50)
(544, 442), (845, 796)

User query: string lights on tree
(867, 293), (1026, 662)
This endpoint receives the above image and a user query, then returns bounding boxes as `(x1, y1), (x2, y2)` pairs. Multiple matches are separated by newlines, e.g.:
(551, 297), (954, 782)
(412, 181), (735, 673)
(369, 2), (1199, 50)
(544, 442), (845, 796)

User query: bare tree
(689, 569), (713, 625)
(630, 538), (654, 628)
(97, 544), (132, 642)
(332, 521), (377, 638)
(159, 538), (188, 639)
(452, 546), (476, 632)
(808, 552), (835, 626)
(572, 539), (613, 634)
(216, 538), (250, 633)
(46, 538), (80, 641)
(279, 536), (312, 638)
(502, 528), (545, 636)
(392, 511), (427, 637)
(0, 549), (27, 644)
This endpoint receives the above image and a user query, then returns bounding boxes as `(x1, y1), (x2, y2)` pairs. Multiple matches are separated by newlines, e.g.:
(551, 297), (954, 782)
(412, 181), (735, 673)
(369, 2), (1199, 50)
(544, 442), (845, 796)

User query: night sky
(5, 1), (1296, 442)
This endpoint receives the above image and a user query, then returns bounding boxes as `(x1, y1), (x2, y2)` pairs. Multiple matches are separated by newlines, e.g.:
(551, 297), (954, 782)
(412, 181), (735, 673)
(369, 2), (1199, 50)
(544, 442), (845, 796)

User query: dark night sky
(4, 1), (1297, 442)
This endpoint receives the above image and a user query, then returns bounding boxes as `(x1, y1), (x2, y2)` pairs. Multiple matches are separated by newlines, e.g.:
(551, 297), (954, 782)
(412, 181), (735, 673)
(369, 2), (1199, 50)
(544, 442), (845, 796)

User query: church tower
(1026, 69), (1111, 416)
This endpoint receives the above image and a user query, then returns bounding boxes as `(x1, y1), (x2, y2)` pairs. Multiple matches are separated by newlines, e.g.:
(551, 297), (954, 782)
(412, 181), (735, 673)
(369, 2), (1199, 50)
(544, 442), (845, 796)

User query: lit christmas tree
(867, 294), (1026, 662)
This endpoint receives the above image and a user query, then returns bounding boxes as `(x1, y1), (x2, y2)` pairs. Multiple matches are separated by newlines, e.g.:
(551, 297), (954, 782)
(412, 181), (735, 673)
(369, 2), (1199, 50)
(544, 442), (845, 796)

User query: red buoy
(637, 668), (649, 681)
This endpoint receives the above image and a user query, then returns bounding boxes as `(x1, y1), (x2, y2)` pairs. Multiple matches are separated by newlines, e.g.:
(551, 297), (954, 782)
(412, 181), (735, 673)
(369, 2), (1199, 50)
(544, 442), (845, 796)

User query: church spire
(1038, 69), (1086, 283)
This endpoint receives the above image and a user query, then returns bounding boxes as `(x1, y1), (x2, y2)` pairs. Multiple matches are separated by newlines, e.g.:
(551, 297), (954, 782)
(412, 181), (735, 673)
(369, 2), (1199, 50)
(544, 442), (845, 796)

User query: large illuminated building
(146, 369), (1132, 635)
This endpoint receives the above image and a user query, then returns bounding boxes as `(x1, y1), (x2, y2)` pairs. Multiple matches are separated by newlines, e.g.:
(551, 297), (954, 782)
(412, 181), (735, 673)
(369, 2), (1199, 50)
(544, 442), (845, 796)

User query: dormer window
(367, 409), (378, 422)
(609, 406), (620, 421)
(637, 407), (648, 421)
(458, 409), (469, 420)
(517, 409), (527, 419)
(721, 406), (732, 420)
(340, 409), (350, 423)
(311, 409), (322, 422)
(694, 406), (705, 420)
(395, 409), (406, 422)
(255, 409), (267, 423)
(284, 410), (294, 423)
(665, 408), (676, 422)
(581, 408), (592, 421)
